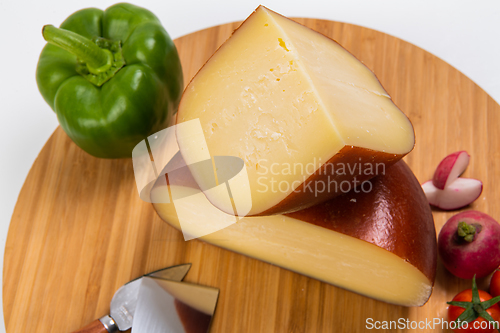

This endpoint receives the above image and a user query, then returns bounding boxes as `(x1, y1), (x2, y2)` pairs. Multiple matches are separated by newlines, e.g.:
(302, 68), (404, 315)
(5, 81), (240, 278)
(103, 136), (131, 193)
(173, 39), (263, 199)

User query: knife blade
(132, 277), (219, 333)
(72, 264), (191, 333)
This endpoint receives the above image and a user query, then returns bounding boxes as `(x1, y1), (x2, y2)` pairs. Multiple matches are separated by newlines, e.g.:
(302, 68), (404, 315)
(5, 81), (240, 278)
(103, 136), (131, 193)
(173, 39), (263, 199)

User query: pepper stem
(42, 25), (113, 75)
(457, 221), (476, 243)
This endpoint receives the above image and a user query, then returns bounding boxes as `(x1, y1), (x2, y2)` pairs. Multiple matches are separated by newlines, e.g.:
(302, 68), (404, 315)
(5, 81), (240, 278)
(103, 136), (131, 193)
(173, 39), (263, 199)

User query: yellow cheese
(176, 6), (414, 216)
(151, 183), (433, 307)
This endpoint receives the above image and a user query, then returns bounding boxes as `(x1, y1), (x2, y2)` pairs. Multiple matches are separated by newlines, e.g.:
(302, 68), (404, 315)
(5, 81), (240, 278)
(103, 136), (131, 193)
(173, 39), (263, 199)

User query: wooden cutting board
(4, 18), (500, 333)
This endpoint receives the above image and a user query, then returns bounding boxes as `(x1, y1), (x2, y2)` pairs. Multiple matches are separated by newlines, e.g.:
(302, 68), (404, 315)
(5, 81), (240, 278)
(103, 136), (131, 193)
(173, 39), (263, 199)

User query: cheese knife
(72, 263), (191, 333)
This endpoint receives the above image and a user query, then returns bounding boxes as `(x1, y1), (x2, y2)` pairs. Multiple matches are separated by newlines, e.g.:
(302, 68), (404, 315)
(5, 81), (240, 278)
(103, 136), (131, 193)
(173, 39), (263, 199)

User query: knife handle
(72, 315), (118, 333)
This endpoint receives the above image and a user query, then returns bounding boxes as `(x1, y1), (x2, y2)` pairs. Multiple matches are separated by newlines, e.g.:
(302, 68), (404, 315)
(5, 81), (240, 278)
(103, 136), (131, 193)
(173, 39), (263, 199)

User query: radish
(432, 151), (470, 190)
(438, 210), (500, 279)
(422, 178), (483, 210)
(422, 150), (482, 210)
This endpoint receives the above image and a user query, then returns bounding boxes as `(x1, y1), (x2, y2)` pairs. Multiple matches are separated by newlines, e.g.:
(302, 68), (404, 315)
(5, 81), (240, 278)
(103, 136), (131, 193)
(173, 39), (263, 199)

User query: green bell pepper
(36, 3), (183, 158)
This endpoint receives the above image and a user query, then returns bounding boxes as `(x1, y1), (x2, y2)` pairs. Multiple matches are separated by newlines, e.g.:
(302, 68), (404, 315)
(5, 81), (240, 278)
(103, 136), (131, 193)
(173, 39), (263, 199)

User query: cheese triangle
(176, 6), (414, 216)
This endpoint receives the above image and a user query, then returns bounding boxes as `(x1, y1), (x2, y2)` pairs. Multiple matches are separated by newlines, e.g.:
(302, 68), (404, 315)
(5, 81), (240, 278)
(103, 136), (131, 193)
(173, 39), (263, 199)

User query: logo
(132, 119), (252, 240)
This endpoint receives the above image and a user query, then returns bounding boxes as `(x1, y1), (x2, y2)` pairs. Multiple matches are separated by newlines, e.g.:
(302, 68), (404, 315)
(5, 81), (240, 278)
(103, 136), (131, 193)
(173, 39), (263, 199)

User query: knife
(72, 264), (191, 333)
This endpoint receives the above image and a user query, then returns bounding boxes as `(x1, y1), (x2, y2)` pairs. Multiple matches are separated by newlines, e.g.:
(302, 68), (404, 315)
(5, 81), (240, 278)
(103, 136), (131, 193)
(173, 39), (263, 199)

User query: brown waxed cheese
(151, 155), (437, 307)
(175, 6), (415, 216)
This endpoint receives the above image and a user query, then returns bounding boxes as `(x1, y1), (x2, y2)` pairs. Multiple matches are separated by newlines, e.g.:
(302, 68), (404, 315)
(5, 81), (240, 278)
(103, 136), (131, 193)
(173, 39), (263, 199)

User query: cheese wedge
(151, 156), (436, 307)
(175, 6), (415, 216)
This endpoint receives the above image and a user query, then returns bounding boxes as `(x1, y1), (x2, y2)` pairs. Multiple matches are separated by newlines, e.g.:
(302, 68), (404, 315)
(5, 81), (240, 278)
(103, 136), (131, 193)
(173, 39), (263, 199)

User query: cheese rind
(151, 158), (436, 307)
(176, 6), (414, 216)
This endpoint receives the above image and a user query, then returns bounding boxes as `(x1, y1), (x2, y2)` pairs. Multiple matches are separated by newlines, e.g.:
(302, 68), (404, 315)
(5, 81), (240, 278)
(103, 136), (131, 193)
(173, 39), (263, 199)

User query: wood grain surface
(4, 18), (500, 333)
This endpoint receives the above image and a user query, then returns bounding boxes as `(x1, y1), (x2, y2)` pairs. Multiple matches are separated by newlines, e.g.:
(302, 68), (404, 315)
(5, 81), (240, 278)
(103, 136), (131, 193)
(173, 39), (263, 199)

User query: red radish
(422, 178), (482, 210)
(432, 151), (470, 190)
(438, 210), (500, 279)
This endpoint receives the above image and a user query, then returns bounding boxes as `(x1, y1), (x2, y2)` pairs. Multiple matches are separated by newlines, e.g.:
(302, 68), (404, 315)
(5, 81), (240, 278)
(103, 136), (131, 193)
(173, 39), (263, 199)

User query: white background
(0, 0), (499, 331)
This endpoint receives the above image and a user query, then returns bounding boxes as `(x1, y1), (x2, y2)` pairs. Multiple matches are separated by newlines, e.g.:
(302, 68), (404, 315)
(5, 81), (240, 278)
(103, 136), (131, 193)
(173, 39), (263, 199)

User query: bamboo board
(4, 18), (500, 333)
